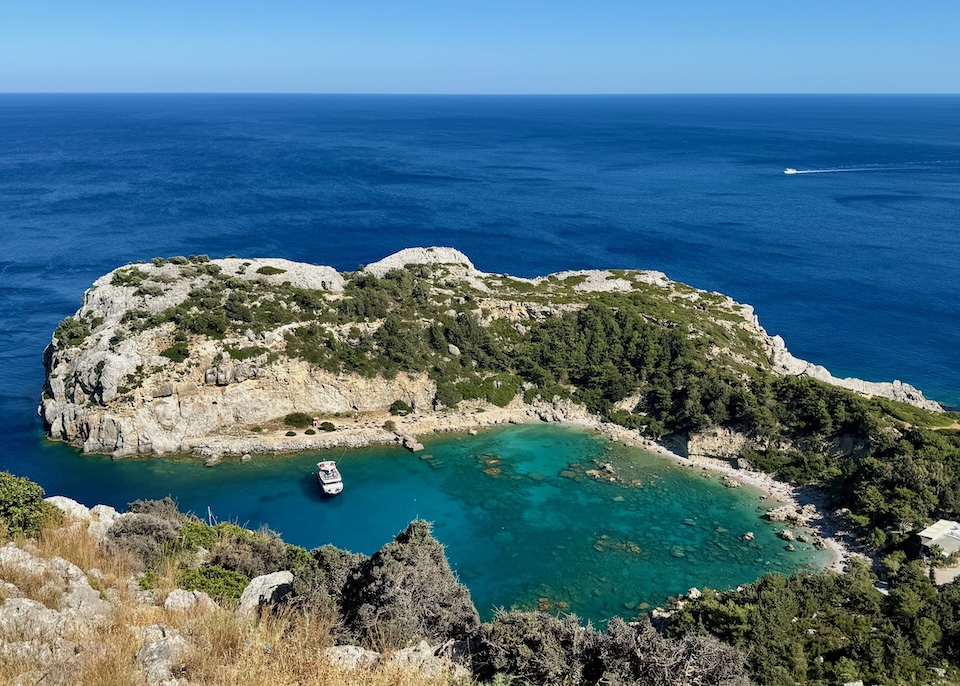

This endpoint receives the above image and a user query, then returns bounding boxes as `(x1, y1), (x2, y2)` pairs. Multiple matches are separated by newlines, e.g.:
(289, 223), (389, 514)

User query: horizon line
(2, 91), (960, 97)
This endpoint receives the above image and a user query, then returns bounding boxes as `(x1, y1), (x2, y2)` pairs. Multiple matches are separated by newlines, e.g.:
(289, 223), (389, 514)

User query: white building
(918, 519), (960, 557)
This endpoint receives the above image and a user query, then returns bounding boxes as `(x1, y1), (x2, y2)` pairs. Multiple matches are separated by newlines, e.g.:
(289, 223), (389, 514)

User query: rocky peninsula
(41, 246), (940, 460)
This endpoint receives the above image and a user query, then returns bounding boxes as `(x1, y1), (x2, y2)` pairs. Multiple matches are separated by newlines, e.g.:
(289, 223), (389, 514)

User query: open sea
(1, 94), (958, 620)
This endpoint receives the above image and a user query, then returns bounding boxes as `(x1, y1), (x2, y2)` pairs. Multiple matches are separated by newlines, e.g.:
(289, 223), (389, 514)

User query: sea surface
(1, 94), (958, 618)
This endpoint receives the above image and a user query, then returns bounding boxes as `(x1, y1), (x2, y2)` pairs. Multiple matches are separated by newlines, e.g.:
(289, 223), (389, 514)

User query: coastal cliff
(41, 247), (941, 457)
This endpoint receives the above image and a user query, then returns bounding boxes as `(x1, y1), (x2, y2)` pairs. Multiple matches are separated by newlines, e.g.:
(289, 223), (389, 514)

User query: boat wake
(784, 160), (960, 175)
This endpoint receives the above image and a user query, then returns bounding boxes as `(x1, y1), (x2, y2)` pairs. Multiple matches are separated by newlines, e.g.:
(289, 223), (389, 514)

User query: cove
(36, 424), (830, 623)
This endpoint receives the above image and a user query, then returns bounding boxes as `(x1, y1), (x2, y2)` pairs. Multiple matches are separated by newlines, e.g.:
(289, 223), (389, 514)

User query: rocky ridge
(40, 247), (942, 457)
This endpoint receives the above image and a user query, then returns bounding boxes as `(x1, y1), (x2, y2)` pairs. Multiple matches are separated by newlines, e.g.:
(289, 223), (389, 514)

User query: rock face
(40, 247), (943, 457)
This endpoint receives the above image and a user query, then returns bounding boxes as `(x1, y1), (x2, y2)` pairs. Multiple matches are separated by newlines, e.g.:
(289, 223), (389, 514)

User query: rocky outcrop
(363, 246), (478, 278)
(766, 333), (941, 412)
(40, 247), (943, 458)
(0, 543), (113, 630)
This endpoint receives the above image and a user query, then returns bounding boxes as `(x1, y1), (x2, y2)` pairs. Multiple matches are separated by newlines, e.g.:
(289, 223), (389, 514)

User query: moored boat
(317, 460), (343, 496)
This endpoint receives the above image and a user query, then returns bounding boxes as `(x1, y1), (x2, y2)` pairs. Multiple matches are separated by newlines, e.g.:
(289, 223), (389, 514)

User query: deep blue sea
(0, 94), (958, 619)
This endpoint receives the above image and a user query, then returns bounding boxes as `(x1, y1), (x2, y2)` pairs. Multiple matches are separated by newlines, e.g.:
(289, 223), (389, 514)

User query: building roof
(918, 519), (960, 543)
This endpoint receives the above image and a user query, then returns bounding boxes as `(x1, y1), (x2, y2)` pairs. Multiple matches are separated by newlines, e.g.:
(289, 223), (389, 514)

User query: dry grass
(1, 517), (466, 686)
(176, 607), (458, 686)
(0, 559), (65, 609)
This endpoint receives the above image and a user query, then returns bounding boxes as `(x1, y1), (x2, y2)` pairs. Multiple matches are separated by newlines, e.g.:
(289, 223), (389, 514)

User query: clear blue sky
(2, 0), (958, 93)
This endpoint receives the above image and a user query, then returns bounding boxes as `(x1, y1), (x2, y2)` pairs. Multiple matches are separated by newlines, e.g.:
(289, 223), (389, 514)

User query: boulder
(0, 598), (66, 641)
(687, 587), (703, 600)
(389, 639), (470, 679)
(236, 571), (294, 619)
(777, 529), (795, 542)
(136, 626), (189, 685)
(323, 645), (381, 670)
(44, 496), (91, 521)
(164, 589), (218, 614)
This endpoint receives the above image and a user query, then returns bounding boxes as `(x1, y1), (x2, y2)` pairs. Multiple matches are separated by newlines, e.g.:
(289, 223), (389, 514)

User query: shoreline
(180, 398), (855, 574)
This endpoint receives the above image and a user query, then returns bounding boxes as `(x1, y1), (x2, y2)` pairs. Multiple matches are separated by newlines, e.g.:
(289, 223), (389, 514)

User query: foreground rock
(236, 570), (294, 619)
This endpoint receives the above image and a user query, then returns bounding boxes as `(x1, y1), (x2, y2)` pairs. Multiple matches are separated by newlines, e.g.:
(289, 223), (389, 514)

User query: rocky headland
(40, 246), (940, 460)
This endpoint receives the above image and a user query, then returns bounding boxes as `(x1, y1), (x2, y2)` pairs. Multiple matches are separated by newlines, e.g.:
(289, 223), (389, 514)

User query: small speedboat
(317, 460), (343, 496)
(784, 168), (798, 175)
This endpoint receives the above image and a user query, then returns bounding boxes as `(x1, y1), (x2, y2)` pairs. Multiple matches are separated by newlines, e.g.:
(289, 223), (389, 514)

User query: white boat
(317, 460), (343, 496)
(784, 168), (798, 175)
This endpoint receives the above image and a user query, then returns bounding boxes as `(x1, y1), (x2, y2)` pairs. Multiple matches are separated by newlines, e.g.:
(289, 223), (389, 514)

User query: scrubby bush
(178, 564), (249, 601)
(127, 496), (183, 524)
(106, 513), (180, 568)
(53, 316), (93, 347)
(319, 421), (335, 432)
(256, 265), (287, 276)
(168, 255), (188, 265)
(476, 611), (594, 684)
(383, 420), (397, 433)
(160, 342), (190, 363)
(177, 518), (218, 551)
(0, 471), (60, 538)
(285, 431), (297, 437)
(342, 520), (480, 645)
(305, 429), (316, 435)
(389, 399), (413, 416)
(210, 526), (289, 579)
(284, 412), (313, 428)
(475, 612), (751, 686)
(290, 544), (367, 621)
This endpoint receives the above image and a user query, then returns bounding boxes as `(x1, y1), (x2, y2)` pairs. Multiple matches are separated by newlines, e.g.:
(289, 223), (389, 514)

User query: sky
(2, 0), (959, 94)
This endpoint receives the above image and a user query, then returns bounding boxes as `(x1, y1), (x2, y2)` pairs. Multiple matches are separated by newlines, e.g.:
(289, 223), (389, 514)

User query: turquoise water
(35, 424), (829, 622)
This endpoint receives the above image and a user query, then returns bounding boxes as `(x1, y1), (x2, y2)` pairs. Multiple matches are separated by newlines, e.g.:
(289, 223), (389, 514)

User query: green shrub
(111, 267), (147, 287)
(178, 565), (249, 601)
(54, 317), (92, 347)
(383, 420), (397, 433)
(256, 265), (287, 276)
(305, 429), (316, 435)
(160, 342), (189, 363)
(389, 399), (413, 416)
(284, 412), (313, 428)
(319, 421), (335, 432)
(168, 255), (188, 265)
(250, 426), (263, 433)
(178, 519), (219, 552)
(0, 472), (57, 538)
(285, 431), (297, 437)
(210, 527), (289, 578)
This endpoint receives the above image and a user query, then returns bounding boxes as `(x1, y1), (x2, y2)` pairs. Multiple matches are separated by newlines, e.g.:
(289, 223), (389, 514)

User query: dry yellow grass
(1, 516), (466, 686)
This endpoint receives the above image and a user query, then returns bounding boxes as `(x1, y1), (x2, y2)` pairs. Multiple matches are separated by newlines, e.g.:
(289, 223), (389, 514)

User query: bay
(0, 94), (955, 617)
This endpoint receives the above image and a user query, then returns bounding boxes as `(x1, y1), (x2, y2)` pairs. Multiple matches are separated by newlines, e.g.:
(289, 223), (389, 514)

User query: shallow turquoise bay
(41, 424), (829, 622)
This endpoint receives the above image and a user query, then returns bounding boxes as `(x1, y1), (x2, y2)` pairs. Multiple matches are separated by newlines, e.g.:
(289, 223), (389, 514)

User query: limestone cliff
(40, 247), (942, 457)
